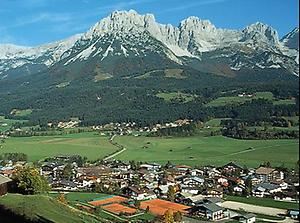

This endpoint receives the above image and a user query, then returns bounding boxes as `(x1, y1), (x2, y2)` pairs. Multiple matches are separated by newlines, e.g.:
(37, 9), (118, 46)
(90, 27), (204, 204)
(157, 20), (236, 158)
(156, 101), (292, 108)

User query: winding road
(103, 135), (127, 161)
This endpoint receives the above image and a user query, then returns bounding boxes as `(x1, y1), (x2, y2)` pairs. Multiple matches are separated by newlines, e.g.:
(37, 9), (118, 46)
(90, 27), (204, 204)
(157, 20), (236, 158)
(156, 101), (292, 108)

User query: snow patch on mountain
(0, 10), (299, 77)
(101, 44), (114, 61)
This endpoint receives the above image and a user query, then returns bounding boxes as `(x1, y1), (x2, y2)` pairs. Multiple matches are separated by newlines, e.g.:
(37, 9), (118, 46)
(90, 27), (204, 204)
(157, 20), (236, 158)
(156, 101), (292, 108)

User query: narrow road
(259, 217), (298, 223)
(103, 135), (127, 161)
(222, 142), (298, 157)
(103, 147), (126, 161)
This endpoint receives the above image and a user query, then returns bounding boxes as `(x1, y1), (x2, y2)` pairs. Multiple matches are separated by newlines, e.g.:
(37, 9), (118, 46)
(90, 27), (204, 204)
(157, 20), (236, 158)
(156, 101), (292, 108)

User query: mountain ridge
(0, 10), (299, 79)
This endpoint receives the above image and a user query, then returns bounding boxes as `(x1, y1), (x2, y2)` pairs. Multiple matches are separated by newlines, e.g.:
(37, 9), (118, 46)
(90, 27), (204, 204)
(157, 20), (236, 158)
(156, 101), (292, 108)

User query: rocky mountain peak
(241, 22), (280, 47)
(180, 16), (216, 32)
(0, 10), (298, 78)
(84, 10), (157, 39)
(281, 27), (299, 50)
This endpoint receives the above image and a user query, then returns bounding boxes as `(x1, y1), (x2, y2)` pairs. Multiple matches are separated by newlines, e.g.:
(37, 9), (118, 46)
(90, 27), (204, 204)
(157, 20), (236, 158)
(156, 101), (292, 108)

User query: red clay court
(140, 199), (190, 216)
(102, 203), (137, 215)
(88, 195), (128, 206)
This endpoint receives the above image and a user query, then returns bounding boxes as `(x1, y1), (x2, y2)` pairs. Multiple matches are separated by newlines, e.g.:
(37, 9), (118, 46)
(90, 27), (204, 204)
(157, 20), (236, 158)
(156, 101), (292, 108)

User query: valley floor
(0, 132), (298, 168)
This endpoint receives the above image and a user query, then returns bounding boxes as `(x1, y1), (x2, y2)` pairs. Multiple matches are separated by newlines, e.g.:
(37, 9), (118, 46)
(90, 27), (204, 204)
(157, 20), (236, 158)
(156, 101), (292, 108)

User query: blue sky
(0, 0), (298, 46)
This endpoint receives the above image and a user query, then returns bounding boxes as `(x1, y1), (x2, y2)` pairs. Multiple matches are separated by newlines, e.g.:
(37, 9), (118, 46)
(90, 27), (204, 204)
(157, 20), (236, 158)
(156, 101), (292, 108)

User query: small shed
(0, 174), (12, 196)
(239, 213), (256, 223)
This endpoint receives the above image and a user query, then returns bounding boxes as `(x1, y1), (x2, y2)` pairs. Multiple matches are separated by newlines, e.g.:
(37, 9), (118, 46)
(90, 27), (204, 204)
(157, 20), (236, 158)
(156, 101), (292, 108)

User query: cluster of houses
(237, 93), (255, 98)
(1, 156), (299, 222)
(91, 119), (193, 136)
(48, 118), (81, 129)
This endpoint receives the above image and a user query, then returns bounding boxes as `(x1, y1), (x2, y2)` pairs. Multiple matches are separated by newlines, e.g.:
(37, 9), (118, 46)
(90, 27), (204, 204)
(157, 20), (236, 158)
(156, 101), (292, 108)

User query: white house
(239, 214), (256, 223)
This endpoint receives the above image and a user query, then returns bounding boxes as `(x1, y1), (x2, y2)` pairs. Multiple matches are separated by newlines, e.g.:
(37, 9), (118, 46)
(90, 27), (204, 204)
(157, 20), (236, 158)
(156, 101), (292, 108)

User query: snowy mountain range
(0, 10), (299, 79)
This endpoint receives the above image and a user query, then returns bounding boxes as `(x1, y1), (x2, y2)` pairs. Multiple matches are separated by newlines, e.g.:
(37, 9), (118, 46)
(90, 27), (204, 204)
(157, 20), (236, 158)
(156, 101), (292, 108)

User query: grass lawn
(49, 192), (109, 203)
(114, 135), (299, 168)
(206, 91), (295, 107)
(0, 193), (102, 223)
(0, 132), (118, 161)
(226, 196), (299, 210)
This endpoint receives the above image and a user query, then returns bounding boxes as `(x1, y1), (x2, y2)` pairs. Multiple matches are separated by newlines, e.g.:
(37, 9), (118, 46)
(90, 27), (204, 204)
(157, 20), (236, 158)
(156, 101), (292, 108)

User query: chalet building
(188, 203), (224, 221)
(77, 166), (113, 180)
(255, 167), (284, 182)
(238, 214), (256, 223)
(221, 162), (244, 175)
(139, 163), (161, 171)
(0, 174), (12, 196)
(252, 183), (281, 197)
(205, 188), (224, 198)
(182, 176), (205, 187)
(52, 179), (77, 191)
(123, 186), (157, 200)
(288, 210), (299, 220)
(175, 165), (192, 172)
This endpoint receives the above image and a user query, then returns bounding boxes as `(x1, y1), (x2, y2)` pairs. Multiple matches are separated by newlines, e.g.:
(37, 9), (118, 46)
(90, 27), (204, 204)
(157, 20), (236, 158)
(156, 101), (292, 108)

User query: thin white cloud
(160, 0), (232, 13)
(0, 0), (157, 45)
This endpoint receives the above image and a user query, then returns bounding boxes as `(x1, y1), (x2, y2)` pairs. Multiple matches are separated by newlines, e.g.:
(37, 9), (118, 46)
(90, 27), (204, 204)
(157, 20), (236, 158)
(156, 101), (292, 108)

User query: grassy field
(0, 193), (101, 223)
(48, 192), (109, 203)
(156, 92), (197, 103)
(114, 135), (299, 168)
(225, 196), (299, 210)
(206, 91), (296, 107)
(48, 192), (155, 222)
(10, 109), (33, 117)
(0, 116), (28, 132)
(56, 81), (70, 88)
(0, 132), (118, 161)
(164, 68), (186, 79)
(0, 128), (298, 167)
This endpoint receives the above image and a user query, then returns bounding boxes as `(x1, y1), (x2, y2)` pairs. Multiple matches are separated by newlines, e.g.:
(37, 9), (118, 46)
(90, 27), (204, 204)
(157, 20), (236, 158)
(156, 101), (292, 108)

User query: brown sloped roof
(255, 167), (275, 175)
(0, 174), (12, 185)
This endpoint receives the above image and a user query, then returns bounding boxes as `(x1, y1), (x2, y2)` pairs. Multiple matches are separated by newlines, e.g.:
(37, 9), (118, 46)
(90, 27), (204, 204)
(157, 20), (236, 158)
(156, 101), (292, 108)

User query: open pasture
(48, 192), (109, 203)
(206, 91), (296, 107)
(0, 194), (101, 223)
(114, 135), (299, 168)
(0, 130), (298, 168)
(0, 132), (118, 161)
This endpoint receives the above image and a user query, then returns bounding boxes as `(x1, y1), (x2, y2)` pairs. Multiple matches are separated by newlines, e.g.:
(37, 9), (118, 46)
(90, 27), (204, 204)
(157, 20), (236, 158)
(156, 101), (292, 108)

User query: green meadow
(48, 192), (109, 203)
(156, 91), (197, 103)
(0, 129), (298, 168)
(206, 91), (296, 107)
(0, 194), (102, 223)
(114, 135), (299, 168)
(0, 116), (28, 132)
(0, 132), (118, 161)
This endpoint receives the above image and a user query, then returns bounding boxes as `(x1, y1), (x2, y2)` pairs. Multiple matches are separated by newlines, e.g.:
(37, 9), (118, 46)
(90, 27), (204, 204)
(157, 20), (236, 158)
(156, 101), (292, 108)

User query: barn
(0, 174), (12, 196)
